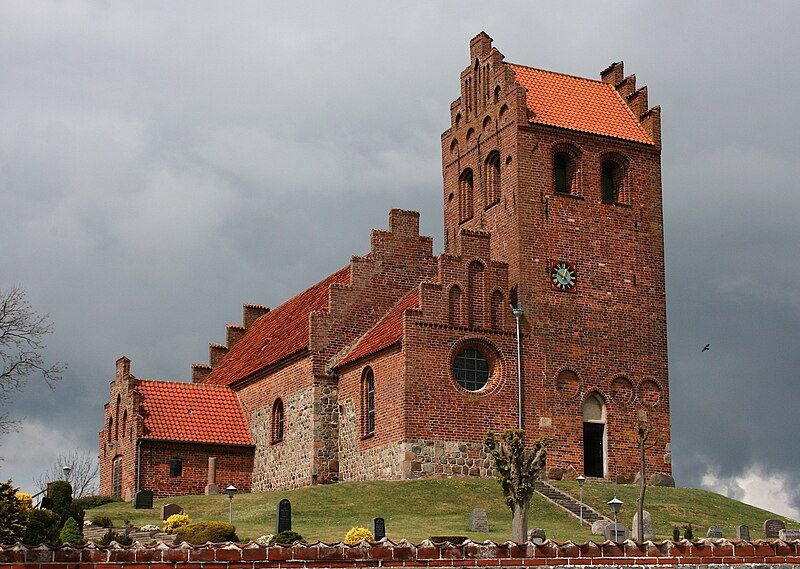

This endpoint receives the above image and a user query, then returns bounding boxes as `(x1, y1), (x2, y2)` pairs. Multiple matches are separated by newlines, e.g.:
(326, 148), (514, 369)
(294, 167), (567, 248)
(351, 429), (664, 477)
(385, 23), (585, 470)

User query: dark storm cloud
(1, 1), (798, 516)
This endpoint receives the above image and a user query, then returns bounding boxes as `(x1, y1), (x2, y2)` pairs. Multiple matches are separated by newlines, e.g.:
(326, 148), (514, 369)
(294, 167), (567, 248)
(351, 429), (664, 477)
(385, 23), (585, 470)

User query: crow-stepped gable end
(100, 34), (671, 499)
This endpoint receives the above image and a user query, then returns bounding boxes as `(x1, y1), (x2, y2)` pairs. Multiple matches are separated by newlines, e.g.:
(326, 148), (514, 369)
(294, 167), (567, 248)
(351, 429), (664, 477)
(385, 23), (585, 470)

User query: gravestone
(706, 525), (723, 539)
(736, 525), (750, 541)
(527, 528), (546, 544)
(591, 519), (611, 535)
(615, 474), (630, 485)
(40, 496), (52, 510)
(632, 510), (654, 541)
(764, 519), (785, 538)
(468, 508), (490, 532)
(372, 517), (386, 540)
(564, 465), (579, 481)
(547, 467), (564, 481)
(604, 523), (629, 542)
(161, 503), (184, 520)
(134, 490), (153, 509)
(779, 529), (800, 541)
(276, 498), (292, 533)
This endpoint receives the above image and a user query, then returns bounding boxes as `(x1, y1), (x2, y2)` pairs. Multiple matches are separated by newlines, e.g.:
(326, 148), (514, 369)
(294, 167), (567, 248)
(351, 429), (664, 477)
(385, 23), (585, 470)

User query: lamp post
(226, 485), (237, 524)
(62, 466), (72, 482)
(510, 302), (524, 430)
(607, 497), (623, 542)
(577, 475), (586, 526)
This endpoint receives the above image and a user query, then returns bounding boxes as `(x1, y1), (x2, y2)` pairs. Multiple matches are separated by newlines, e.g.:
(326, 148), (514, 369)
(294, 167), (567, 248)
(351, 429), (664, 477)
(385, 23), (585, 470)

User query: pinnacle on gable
(209, 343), (228, 367)
(115, 356), (131, 380)
(191, 363), (212, 383)
(243, 304), (269, 329)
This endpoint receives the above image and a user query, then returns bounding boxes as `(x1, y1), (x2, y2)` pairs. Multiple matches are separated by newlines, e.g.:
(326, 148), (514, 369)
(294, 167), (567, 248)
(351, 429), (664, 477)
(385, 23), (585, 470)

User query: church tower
(442, 33), (671, 478)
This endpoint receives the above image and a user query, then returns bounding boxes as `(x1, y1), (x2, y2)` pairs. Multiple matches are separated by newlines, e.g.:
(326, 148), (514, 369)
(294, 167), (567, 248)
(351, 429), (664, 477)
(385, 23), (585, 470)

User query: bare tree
(485, 429), (548, 543)
(0, 286), (65, 436)
(633, 422), (659, 541)
(34, 449), (99, 498)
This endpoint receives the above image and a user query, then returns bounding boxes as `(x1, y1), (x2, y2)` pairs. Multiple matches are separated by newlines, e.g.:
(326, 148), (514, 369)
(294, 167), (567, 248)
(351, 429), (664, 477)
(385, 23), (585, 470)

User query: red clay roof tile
(508, 63), (653, 145)
(335, 288), (419, 368)
(204, 265), (351, 386)
(137, 380), (252, 445)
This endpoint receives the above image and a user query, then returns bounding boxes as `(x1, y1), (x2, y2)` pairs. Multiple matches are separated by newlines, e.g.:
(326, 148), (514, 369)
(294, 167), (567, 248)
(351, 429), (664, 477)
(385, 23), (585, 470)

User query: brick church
(99, 33), (671, 499)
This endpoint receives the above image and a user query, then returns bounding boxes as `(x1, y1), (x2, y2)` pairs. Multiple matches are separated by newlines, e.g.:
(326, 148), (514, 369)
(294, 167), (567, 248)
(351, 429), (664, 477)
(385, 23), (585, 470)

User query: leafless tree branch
(34, 449), (99, 498)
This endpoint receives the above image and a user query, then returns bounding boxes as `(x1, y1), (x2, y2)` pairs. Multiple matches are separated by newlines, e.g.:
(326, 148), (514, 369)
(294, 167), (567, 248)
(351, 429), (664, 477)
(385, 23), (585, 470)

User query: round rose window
(453, 347), (491, 391)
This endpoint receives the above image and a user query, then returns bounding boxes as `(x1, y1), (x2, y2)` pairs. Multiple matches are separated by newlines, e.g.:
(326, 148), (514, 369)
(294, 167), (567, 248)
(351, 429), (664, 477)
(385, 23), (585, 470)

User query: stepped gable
(507, 63), (653, 145)
(203, 265), (352, 386)
(136, 380), (252, 445)
(333, 288), (421, 368)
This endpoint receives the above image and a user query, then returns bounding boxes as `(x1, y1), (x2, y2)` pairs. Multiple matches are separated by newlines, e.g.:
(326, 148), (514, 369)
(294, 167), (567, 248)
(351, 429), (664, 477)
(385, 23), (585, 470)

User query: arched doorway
(583, 393), (606, 477)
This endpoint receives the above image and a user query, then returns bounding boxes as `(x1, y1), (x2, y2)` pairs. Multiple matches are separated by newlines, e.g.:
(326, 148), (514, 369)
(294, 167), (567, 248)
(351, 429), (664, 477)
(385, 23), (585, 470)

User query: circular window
(453, 347), (492, 391)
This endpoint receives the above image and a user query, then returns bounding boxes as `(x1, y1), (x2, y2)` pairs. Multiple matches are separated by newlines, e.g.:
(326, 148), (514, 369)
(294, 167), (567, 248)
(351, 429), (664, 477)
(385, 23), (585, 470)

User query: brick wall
(137, 440), (253, 498)
(5, 538), (800, 569)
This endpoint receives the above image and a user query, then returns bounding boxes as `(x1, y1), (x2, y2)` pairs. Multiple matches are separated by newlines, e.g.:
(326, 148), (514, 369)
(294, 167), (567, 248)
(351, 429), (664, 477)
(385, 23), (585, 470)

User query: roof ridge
(506, 61), (606, 85)
(137, 378), (234, 390)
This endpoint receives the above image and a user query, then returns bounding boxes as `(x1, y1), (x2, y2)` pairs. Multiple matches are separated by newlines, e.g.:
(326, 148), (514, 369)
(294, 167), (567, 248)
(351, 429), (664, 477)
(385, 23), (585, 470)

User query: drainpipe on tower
(511, 302), (524, 430)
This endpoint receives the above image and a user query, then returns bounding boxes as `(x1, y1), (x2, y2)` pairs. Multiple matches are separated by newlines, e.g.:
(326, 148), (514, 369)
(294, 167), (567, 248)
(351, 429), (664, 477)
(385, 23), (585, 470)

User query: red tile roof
(508, 64), (653, 145)
(137, 380), (252, 445)
(335, 288), (419, 368)
(204, 265), (352, 386)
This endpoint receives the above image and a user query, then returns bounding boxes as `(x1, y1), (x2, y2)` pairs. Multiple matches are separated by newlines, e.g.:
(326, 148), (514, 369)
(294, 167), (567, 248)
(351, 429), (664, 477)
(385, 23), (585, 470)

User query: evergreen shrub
(274, 530), (304, 544)
(176, 521), (238, 544)
(59, 517), (84, 545)
(24, 509), (61, 546)
(0, 481), (27, 544)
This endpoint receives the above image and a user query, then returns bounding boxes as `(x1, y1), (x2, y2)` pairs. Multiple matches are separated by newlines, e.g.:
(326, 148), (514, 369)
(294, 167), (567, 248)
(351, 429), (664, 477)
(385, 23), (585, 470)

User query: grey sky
(1, 1), (798, 518)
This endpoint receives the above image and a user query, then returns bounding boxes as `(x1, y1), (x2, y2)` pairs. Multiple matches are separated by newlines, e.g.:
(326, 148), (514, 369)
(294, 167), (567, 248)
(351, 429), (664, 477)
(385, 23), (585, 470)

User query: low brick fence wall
(2, 538), (800, 569)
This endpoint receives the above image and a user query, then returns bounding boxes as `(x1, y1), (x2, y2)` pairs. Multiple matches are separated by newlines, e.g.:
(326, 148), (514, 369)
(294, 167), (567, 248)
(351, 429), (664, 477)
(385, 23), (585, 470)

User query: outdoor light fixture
(576, 475), (586, 526)
(62, 466), (72, 481)
(226, 485), (237, 523)
(607, 496), (623, 541)
(510, 302), (524, 429)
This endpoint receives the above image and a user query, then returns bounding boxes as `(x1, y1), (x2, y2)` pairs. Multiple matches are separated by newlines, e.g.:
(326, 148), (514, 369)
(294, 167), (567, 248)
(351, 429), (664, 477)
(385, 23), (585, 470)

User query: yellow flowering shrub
(164, 513), (192, 533)
(14, 492), (32, 510)
(343, 526), (374, 544)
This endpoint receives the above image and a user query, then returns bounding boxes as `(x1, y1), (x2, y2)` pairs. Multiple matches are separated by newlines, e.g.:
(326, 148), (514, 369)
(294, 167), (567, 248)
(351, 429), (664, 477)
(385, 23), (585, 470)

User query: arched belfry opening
(583, 393), (607, 477)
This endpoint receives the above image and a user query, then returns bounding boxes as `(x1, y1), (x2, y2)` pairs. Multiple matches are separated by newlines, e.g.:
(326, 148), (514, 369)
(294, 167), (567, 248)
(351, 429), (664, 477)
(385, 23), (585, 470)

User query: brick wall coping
(3, 537), (800, 566)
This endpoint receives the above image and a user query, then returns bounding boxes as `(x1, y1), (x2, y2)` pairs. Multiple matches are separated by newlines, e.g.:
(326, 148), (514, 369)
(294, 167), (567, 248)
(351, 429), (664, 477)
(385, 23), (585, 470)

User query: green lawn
(552, 480), (797, 540)
(88, 478), (795, 543)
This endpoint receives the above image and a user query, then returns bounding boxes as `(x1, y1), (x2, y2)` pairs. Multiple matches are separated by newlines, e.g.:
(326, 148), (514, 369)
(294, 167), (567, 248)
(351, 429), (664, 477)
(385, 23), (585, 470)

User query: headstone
(547, 467), (564, 481)
(276, 498), (292, 533)
(779, 528), (800, 541)
(205, 456), (219, 495)
(564, 465), (579, 481)
(632, 510), (654, 541)
(615, 474), (630, 485)
(604, 523), (629, 542)
(764, 519), (786, 538)
(527, 528), (546, 544)
(591, 519), (611, 536)
(40, 496), (52, 510)
(649, 473), (676, 487)
(706, 525), (723, 539)
(372, 517), (386, 540)
(134, 490), (153, 509)
(468, 508), (490, 532)
(736, 524), (750, 541)
(161, 503), (184, 520)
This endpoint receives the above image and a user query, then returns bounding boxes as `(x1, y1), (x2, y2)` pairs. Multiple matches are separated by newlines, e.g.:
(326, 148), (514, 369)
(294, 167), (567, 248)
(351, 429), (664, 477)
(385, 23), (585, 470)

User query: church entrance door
(583, 422), (604, 477)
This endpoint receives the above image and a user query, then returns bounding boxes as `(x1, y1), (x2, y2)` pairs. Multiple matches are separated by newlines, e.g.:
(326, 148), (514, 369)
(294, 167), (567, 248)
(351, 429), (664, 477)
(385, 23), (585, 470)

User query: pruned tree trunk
(512, 501), (529, 543)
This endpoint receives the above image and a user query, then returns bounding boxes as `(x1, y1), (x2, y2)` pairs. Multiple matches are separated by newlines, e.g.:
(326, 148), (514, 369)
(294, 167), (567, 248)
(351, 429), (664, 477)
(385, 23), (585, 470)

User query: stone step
(534, 481), (612, 527)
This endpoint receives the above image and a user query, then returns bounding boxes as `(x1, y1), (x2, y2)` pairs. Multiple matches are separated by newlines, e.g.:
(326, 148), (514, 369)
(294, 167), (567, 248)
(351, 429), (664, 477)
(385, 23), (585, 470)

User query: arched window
(121, 410), (127, 440)
(468, 261), (485, 328)
(107, 417), (113, 443)
(115, 395), (120, 441)
(490, 290), (504, 330)
(459, 169), (474, 222)
(271, 398), (284, 444)
(448, 285), (463, 327)
(485, 151), (501, 206)
(111, 455), (122, 498)
(455, 113), (461, 129)
(583, 393), (607, 478)
(554, 152), (578, 194)
(601, 158), (626, 203)
(361, 367), (375, 437)
(494, 85), (501, 103)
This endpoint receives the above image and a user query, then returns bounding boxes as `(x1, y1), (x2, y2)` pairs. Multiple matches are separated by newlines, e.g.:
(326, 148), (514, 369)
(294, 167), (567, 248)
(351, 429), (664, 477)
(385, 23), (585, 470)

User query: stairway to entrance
(534, 480), (612, 526)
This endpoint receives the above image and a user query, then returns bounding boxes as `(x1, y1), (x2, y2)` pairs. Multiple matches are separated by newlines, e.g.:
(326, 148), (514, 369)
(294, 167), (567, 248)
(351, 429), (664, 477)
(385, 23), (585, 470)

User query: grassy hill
(89, 478), (795, 543)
